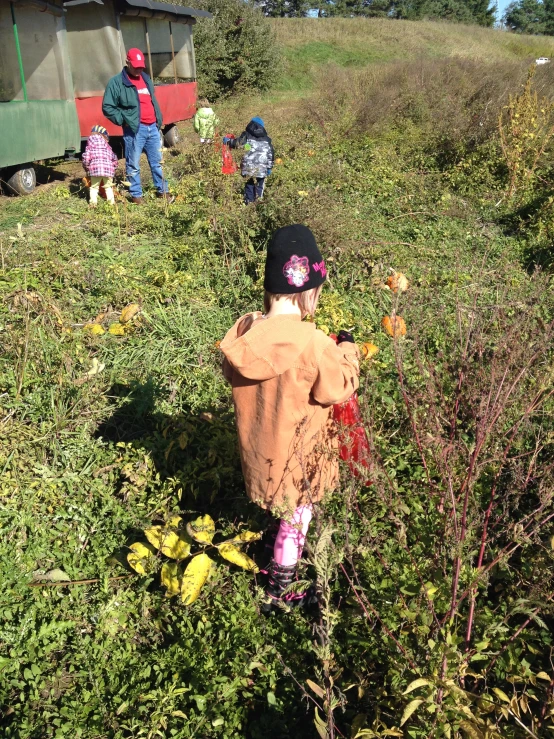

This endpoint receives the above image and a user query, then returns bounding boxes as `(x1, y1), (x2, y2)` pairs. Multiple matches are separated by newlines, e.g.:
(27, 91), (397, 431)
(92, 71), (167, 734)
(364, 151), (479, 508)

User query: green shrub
(192, 0), (281, 99)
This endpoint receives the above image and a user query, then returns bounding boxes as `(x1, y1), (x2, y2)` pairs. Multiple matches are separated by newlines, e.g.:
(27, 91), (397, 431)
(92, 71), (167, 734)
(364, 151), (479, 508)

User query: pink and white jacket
(82, 134), (119, 178)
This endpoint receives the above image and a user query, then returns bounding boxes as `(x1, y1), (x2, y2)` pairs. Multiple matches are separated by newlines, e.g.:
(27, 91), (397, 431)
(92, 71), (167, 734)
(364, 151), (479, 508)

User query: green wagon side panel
(0, 100), (81, 169)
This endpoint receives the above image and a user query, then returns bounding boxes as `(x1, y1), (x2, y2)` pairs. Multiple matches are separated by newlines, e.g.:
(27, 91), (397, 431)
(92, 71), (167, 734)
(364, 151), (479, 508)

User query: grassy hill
(271, 17), (554, 89)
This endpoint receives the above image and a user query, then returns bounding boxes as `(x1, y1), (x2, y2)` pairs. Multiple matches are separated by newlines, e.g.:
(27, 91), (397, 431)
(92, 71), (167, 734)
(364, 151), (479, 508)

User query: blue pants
(123, 123), (168, 198)
(244, 177), (265, 204)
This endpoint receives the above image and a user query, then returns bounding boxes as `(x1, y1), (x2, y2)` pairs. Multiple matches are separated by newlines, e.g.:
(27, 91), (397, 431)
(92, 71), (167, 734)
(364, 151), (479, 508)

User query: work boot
(157, 192), (175, 204)
(261, 559), (317, 614)
(131, 196), (144, 205)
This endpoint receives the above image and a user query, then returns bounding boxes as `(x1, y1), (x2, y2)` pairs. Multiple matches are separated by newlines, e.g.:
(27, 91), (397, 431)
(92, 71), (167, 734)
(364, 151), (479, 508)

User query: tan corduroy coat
(221, 312), (360, 514)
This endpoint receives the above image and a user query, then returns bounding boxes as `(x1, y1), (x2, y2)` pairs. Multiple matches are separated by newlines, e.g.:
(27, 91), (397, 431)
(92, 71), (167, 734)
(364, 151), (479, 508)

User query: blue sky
(495, 0), (511, 21)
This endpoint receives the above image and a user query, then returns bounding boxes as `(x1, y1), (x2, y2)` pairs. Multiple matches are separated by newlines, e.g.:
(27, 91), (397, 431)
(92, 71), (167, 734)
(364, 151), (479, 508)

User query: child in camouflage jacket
(224, 116), (274, 204)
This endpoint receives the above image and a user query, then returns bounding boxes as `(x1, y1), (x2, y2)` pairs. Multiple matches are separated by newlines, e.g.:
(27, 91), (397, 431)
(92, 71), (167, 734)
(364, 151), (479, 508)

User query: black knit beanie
(264, 225), (327, 294)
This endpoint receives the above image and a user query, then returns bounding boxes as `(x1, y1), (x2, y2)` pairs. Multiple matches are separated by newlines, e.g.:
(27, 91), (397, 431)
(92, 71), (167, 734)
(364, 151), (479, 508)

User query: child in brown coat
(220, 225), (360, 611)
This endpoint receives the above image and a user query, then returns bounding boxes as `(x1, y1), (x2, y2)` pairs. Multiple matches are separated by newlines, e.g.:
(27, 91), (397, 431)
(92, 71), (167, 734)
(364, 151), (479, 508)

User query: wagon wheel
(163, 125), (180, 148)
(5, 166), (36, 196)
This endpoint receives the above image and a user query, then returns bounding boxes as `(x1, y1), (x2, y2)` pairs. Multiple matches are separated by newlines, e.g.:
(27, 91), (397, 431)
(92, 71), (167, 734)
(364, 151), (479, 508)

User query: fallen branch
(28, 574), (132, 588)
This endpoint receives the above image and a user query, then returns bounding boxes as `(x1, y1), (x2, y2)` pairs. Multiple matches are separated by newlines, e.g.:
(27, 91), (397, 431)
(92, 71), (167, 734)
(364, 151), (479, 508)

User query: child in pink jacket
(220, 225), (360, 612)
(81, 125), (118, 206)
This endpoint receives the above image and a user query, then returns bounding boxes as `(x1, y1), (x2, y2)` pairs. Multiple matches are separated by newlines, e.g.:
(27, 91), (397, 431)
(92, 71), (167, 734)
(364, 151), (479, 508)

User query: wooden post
(143, 18), (154, 80)
(169, 21), (178, 84)
(115, 13), (126, 67)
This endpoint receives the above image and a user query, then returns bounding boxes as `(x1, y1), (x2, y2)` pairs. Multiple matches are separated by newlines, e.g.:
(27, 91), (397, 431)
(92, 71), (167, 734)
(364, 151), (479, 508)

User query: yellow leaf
(168, 515), (182, 528)
(108, 322), (125, 336)
(536, 671), (551, 681)
(228, 531), (262, 544)
(144, 526), (191, 559)
(306, 679), (325, 699)
(403, 678), (431, 694)
(83, 323), (105, 335)
(217, 542), (259, 572)
(400, 699), (423, 726)
(314, 708), (328, 739)
(297, 190), (309, 197)
(161, 532), (191, 560)
(186, 514), (215, 545)
(181, 552), (214, 605)
(361, 342), (379, 359)
(459, 721), (484, 739)
(144, 525), (164, 549)
(444, 679), (469, 699)
(161, 562), (181, 596)
(492, 687), (510, 703)
(127, 541), (156, 574)
(120, 303), (140, 323)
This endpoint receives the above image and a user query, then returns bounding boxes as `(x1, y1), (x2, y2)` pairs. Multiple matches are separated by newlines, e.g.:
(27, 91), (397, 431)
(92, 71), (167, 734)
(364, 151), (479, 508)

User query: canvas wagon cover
(65, 0), (198, 98)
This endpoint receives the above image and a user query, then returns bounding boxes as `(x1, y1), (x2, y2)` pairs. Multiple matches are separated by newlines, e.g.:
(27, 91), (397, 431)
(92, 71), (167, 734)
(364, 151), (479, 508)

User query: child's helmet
(91, 125), (109, 140)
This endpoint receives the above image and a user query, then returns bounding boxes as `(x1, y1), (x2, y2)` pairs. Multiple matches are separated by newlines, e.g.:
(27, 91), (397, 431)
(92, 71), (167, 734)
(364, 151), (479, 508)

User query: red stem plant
(328, 274), (554, 737)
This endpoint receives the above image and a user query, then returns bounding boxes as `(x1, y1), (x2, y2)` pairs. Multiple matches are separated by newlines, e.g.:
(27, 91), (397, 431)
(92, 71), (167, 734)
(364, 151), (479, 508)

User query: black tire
(163, 125), (179, 148)
(5, 166), (36, 196)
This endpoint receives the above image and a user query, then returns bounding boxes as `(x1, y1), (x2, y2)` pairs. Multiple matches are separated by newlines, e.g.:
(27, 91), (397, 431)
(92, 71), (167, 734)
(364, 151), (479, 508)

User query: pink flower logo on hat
(313, 260), (327, 277)
(283, 254), (310, 287)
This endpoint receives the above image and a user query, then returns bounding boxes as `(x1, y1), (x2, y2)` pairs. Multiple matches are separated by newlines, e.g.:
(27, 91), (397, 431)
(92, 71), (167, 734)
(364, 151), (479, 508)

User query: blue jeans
(123, 123), (168, 197)
(244, 177), (265, 204)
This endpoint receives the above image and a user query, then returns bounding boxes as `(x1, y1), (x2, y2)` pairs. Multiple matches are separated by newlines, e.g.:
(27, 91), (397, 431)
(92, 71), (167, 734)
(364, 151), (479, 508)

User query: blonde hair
(197, 98), (210, 108)
(264, 286), (322, 318)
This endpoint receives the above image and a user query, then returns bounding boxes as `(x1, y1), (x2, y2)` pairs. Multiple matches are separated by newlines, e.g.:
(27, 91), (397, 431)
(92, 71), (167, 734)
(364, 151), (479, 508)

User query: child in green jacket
(193, 99), (219, 144)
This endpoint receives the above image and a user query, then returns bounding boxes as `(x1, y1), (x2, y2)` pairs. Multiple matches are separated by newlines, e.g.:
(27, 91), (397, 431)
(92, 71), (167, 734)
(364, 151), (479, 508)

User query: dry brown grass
(271, 17), (554, 63)
(300, 56), (554, 156)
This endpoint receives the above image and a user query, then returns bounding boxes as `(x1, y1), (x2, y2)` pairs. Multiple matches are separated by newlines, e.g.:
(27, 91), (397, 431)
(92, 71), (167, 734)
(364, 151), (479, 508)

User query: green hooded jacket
(102, 69), (163, 134)
(193, 107), (219, 139)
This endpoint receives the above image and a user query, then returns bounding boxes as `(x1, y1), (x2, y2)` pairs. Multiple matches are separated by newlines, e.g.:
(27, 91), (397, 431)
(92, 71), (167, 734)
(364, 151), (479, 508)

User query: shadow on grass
(94, 377), (263, 521)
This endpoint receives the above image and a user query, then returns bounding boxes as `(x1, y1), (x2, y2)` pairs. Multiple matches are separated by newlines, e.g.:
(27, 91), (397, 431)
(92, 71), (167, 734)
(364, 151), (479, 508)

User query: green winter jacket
(193, 107), (219, 139)
(102, 68), (163, 134)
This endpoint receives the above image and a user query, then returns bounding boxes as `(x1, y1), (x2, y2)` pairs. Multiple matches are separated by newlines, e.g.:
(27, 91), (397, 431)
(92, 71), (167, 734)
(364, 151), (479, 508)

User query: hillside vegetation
(1, 17), (554, 739)
(271, 16), (554, 88)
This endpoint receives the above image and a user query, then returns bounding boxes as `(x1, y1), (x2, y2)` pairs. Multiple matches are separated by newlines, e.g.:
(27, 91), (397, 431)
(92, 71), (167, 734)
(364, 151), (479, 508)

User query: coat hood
(220, 313), (316, 381)
(245, 119), (267, 138)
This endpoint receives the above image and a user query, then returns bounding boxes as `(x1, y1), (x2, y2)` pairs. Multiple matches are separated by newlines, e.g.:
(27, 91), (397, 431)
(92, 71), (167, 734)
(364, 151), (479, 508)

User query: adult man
(102, 48), (173, 204)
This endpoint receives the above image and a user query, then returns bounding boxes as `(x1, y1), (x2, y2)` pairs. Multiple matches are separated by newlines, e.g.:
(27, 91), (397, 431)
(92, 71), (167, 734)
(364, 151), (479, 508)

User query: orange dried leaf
(382, 315), (407, 338)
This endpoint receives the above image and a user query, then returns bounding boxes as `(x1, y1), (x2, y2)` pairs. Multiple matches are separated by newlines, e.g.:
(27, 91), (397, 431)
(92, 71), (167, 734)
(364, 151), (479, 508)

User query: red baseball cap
(126, 48), (146, 68)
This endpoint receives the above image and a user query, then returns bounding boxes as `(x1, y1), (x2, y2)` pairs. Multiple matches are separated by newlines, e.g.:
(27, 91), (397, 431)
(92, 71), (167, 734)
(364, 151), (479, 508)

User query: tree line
(258, 0), (496, 25)
(503, 0), (554, 34)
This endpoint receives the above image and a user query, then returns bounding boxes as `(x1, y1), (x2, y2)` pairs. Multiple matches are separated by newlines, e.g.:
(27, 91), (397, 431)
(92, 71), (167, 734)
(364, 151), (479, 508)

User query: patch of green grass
(276, 41), (390, 90)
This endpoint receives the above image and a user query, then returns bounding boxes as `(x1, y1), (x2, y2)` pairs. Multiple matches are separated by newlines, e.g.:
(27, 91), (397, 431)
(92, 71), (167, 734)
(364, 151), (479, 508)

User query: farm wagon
(0, 0), (211, 194)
